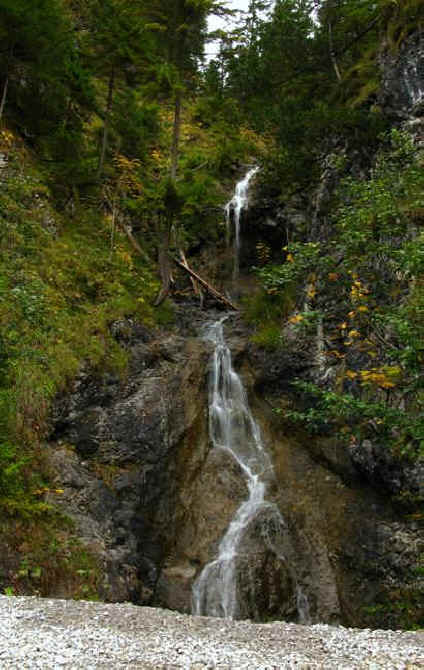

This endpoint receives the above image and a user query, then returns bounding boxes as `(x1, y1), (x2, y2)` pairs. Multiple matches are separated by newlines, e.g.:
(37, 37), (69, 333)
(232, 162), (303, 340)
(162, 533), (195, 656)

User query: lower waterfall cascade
(191, 318), (309, 621)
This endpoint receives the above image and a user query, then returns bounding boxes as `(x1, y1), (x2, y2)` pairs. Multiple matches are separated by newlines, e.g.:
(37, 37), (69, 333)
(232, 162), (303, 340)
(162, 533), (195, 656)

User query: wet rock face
(153, 319), (422, 629)
(379, 33), (424, 118)
(234, 507), (297, 622)
(246, 331), (424, 629)
(48, 319), (210, 604)
(46, 313), (423, 629)
(349, 439), (424, 502)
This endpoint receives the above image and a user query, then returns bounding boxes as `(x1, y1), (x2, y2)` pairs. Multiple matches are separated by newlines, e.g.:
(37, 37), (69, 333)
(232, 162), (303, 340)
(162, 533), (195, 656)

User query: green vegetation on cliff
(0, 0), (259, 597)
(261, 129), (424, 468)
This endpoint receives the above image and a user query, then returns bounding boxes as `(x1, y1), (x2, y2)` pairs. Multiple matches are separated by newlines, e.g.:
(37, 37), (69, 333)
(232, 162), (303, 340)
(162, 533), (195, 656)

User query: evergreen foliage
(261, 130), (424, 470)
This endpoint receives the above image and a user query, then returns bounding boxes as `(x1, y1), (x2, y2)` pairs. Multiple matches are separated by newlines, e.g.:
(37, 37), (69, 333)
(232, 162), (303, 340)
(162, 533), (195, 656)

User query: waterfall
(225, 167), (259, 280)
(403, 57), (424, 106)
(192, 319), (289, 620)
(296, 585), (311, 625)
(191, 168), (311, 622)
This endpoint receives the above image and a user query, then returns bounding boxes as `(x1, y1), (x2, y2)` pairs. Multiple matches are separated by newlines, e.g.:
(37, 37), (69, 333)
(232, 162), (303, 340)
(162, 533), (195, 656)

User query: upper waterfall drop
(225, 166), (260, 280)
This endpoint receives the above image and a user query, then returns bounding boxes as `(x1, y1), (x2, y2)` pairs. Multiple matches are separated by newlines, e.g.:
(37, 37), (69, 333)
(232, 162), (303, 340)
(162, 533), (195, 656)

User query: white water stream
(192, 319), (274, 617)
(403, 56), (424, 106)
(192, 168), (310, 622)
(225, 166), (259, 280)
(192, 319), (286, 619)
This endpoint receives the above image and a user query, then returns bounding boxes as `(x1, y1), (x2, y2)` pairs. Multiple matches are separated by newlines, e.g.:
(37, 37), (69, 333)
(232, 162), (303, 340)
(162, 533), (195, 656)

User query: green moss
(0, 140), (162, 564)
(349, 78), (380, 108)
(155, 299), (176, 327)
(0, 516), (103, 600)
(0, 149), (161, 449)
(362, 585), (424, 630)
(242, 283), (294, 351)
(243, 288), (294, 326)
(251, 324), (282, 351)
(384, 0), (424, 50)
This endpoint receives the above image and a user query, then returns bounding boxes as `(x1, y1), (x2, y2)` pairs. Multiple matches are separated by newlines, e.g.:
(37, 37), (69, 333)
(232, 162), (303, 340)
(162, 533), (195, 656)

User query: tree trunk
(97, 67), (115, 180)
(328, 21), (342, 82)
(119, 222), (151, 264)
(0, 46), (13, 123)
(174, 258), (238, 311)
(154, 217), (173, 306)
(0, 75), (9, 123)
(154, 88), (183, 306)
(170, 88), (182, 182)
(180, 249), (203, 305)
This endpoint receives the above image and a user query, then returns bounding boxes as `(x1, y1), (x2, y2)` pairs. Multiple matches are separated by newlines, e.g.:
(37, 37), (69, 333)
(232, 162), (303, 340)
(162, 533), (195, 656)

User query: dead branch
(174, 257), (238, 311)
(179, 250), (204, 308)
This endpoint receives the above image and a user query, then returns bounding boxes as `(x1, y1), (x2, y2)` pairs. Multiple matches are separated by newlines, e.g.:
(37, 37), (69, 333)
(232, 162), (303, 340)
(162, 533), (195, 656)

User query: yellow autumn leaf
(289, 314), (303, 324)
(348, 330), (360, 338)
(345, 370), (358, 379)
(117, 250), (133, 267)
(327, 350), (345, 359)
(286, 253), (294, 263)
(380, 380), (396, 389)
(357, 305), (369, 313)
(384, 365), (402, 378)
(359, 367), (398, 389)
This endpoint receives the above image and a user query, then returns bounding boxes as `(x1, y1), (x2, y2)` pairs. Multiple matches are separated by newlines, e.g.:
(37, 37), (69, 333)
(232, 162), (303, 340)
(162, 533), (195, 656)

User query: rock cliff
(42, 310), (423, 629)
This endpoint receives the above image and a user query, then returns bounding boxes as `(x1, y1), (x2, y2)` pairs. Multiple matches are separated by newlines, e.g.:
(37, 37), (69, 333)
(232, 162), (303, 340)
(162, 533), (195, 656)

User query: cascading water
(403, 57), (424, 106)
(191, 168), (311, 622)
(192, 318), (288, 620)
(225, 167), (259, 280)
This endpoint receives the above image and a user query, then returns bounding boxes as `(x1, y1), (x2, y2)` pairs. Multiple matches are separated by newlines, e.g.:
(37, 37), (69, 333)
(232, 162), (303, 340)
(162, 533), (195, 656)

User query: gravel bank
(1, 596), (423, 669)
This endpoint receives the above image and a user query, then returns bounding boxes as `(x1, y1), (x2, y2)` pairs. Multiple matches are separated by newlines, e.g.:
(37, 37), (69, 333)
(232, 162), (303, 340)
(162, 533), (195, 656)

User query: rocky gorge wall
(379, 31), (424, 119)
(46, 311), (211, 605)
(39, 307), (423, 630)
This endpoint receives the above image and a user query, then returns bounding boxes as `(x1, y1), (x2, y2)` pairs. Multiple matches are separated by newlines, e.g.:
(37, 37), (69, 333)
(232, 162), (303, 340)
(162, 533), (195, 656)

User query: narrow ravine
(192, 169), (310, 621)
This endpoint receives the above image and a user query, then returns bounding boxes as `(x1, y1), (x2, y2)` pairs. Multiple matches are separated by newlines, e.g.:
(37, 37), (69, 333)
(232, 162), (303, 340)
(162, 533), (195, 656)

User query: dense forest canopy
(0, 0), (422, 623)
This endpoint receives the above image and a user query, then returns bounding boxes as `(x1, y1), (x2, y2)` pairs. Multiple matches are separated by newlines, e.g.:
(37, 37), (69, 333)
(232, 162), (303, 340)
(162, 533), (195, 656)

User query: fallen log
(174, 257), (238, 311)
(179, 250), (204, 308)
(179, 250), (200, 296)
(118, 222), (151, 264)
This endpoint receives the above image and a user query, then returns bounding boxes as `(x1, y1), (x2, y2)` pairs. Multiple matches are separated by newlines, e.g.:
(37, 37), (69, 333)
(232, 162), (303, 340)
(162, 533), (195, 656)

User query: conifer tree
(142, 0), (220, 303)
(84, 0), (154, 179)
(0, 0), (73, 127)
